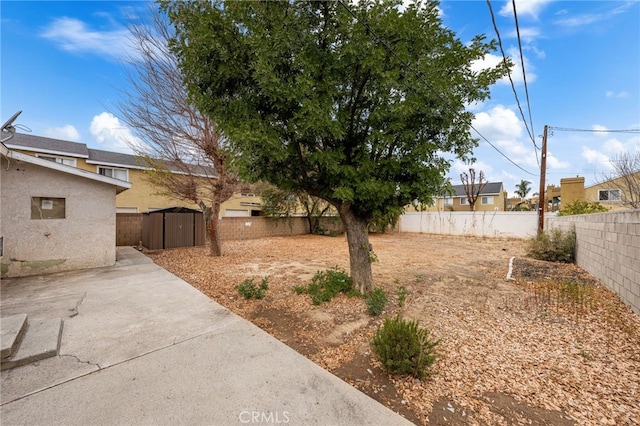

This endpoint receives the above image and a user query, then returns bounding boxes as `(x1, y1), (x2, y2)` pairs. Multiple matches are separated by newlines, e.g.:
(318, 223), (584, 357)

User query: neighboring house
(1, 142), (131, 277)
(585, 173), (640, 211)
(544, 173), (639, 212)
(5, 133), (263, 217)
(415, 182), (507, 212)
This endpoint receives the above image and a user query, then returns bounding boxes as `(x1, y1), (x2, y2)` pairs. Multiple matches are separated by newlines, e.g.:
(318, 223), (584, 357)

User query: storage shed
(142, 207), (205, 250)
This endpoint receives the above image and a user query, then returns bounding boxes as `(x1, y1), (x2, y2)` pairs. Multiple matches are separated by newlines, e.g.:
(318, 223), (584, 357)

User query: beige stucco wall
(584, 173), (640, 212)
(560, 177), (585, 207)
(1, 157), (118, 277)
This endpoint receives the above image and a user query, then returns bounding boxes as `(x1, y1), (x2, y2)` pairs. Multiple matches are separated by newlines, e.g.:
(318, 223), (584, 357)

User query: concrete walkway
(1, 247), (413, 425)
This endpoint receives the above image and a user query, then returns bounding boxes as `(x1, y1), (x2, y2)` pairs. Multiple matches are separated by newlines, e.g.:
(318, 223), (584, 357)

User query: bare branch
(460, 168), (488, 211)
(116, 5), (238, 255)
(598, 151), (640, 209)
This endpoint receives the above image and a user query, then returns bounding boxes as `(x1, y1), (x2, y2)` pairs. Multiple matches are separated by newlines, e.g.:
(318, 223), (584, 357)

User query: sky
(1, 0), (639, 197)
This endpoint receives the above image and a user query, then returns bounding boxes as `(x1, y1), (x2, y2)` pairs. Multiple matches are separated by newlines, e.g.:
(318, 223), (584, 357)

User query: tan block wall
(219, 217), (309, 241)
(116, 213), (144, 246)
(546, 210), (640, 315)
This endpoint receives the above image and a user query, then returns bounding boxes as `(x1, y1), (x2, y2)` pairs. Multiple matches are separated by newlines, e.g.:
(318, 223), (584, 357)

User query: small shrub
(236, 277), (269, 300)
(396, 285), (408, 307)
(296, 267), (357, 305)
(372, 315), (440, 379)
(527, 228), (576, 263)
(366, 288), (387, 316)
(557, 200), (608, 216)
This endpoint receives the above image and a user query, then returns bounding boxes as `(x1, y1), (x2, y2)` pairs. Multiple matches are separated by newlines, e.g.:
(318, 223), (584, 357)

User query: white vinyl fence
(399, 211), (539, 239)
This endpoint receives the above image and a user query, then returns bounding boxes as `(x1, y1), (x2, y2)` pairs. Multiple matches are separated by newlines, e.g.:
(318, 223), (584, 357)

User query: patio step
(0, 317), (63, 371)
(1, 314), (28, 360)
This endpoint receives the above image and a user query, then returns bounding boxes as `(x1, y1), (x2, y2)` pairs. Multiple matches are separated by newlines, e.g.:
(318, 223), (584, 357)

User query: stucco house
(5, 133), (263, 217)
(544, 173), (640, 212)
(1, 142), (131, 277)
(416, 182), (507, 212)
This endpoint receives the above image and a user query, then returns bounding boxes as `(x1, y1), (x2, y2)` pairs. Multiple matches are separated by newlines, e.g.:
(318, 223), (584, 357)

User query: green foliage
(236, 277), (269, 300)
(295, 267), (358, 305)
(372, 315), (440, 379)
(164, 0), (509, 291)
(396, 285), (408, 307)
(557, 200), (609, 216)
(369, 208), (402, 234)
(514, 180), (532, 200)
(528, 228), (576, 263)
(260, 186), (299, 219)
(366, 288), (388, 316)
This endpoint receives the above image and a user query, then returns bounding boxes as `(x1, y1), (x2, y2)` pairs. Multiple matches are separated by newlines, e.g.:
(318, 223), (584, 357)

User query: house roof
(6, 133), (90, 158)
(6, 133), (216, 177)
(87, 148), (143, 169)
(449, 182), (504, 197)
(1, 146), (131, 193)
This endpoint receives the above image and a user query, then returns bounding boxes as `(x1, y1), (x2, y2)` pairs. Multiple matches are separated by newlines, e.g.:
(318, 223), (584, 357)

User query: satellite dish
(1, 110), (22, 132)
(1, 110), (22, 143)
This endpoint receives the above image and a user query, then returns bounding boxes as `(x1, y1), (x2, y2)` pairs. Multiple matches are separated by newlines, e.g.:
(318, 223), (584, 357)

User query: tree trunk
(208, 201), (223, 256)
(338, 205), (374, 294)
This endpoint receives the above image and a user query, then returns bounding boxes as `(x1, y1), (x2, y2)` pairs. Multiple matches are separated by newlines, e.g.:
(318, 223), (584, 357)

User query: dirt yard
(148, 233), (640, 425)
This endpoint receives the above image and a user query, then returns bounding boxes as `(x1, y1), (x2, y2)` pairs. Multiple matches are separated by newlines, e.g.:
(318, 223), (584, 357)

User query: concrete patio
(1, 247), (413, 425)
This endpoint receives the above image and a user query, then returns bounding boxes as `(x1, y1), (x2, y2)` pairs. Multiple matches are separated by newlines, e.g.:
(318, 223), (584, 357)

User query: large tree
(117, 5), (237, 256)
(162, 0), (508, 292)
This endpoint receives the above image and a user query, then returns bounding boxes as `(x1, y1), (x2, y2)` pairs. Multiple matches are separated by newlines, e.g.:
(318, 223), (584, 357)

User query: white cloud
(452, 159), (494, 179)
(89, 112), (142, 154)
(606, 91), (629, 98)
(43, 125), (81, 141)
(472, 105), (523, 140)
(554, 1), (636, 28)
(41, 17), (136, 61)
(507, 26), (541, 43)
(471, 104), (543, 172)
(472, 48), (537, 86)
(580, 135), (640, 172)
(546, 152), (570, 170)
(499, 0), (554, 20)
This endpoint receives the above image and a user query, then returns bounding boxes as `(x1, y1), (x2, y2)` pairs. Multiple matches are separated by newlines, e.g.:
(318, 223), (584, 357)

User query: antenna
(1, 110), (23, 143)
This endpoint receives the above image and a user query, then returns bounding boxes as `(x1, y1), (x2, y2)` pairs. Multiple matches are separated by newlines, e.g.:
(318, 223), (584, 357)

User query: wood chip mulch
(147, 233), (640, 425)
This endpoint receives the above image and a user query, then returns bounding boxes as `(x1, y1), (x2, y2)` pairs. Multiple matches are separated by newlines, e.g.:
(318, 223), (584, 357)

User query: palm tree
(515, 180), (532, 201)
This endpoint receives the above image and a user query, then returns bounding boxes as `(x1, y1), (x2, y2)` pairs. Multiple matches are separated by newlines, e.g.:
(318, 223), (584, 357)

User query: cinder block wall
(117, 214), (316, 245)
(116, 213), (143, 246)
(218, 216), (310, 240)
(546, 210), (640, 315)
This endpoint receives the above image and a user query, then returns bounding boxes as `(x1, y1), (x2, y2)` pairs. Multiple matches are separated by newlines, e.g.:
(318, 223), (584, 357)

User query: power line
(336, 0), (537, 177)
(549, 127), (640, 133)
(511, 0), (537, 149)
(486, 0), (538, 158)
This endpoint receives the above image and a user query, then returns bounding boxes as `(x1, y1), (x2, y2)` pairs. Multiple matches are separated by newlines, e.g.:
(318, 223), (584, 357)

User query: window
(37, 155), (76, 167)
(481, 196), (494, 205)
(443, 197), (453, 206)
(598, 189), (621, 202)
(460, 197), (469, 205)
(98, 167), (128, 181)
(31, 197), (65, 219)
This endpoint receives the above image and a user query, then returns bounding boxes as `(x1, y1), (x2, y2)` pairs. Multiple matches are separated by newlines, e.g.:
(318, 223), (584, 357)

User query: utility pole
(537, 125), (548, 233)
